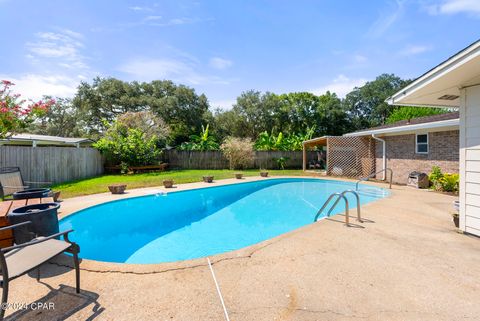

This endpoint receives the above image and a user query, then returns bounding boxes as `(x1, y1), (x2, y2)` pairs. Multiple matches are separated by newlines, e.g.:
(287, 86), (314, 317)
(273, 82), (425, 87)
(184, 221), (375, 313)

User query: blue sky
(1, 0), (479, 109)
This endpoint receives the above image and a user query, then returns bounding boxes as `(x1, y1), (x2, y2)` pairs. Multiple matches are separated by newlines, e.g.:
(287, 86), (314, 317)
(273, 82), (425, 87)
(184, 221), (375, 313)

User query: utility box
(407, 171), (429, 189)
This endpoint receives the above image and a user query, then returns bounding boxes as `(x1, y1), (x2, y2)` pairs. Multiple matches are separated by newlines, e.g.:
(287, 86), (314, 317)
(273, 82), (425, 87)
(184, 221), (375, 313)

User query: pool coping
(54, 175), (395, 274)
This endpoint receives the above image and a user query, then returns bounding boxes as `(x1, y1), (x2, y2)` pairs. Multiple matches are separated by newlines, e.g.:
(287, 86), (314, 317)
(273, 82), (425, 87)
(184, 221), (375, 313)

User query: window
(416, 133), (428, 154)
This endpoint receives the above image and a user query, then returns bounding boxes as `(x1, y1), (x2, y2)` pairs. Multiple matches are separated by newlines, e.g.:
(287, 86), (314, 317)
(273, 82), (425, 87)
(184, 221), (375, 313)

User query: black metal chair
(0, 167), (51, 200)
(0, 221), (80, 320)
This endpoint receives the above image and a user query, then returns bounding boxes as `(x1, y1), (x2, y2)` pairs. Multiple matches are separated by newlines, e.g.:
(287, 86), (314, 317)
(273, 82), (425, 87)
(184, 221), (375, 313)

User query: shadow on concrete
(25, 254), (83, 279)
(325, 216), (365, 228)
(5, 283), (103, 321)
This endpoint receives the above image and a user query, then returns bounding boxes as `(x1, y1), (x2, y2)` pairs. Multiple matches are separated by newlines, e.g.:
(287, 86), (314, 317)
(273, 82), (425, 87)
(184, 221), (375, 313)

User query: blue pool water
(59, 178), (388, 264)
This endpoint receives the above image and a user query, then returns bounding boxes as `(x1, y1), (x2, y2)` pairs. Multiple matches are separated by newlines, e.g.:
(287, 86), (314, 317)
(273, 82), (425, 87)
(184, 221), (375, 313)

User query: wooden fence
(163, 150), (319, 169)
(0, 146), (104, 184)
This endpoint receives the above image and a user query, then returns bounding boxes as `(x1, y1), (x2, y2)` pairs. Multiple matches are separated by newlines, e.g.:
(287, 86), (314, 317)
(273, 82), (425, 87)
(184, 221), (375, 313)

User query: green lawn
(53, 169), (308, 199)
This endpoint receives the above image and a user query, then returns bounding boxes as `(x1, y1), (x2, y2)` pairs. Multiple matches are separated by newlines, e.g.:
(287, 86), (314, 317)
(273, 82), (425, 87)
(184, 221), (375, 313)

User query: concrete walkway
(4, 177), (479, 321)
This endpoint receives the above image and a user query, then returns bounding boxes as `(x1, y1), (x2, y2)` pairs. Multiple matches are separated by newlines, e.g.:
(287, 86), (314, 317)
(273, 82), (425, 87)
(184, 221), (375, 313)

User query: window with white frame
(416, 133), (428, 154)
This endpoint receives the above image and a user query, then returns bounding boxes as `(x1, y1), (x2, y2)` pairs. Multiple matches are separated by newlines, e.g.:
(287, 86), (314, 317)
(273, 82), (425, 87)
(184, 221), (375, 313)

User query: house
(344, 112), (459, 184)
(0, 134), (93, 148)
(386, 39), (480, 237)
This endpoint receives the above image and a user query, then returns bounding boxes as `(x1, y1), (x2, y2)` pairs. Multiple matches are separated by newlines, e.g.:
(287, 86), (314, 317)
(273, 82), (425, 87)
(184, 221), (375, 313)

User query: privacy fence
(163, 150), (319, 169)
(0, 146), (104, 184)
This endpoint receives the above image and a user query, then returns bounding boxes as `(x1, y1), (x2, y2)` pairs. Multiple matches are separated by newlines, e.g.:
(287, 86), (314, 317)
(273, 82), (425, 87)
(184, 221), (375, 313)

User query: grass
(53, 169), (308, 199)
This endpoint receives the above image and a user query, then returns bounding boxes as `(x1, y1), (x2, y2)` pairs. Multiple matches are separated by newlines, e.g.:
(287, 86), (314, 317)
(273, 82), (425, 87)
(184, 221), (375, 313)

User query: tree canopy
(386, 106), (450, 124)
(27, 73), (451, 150)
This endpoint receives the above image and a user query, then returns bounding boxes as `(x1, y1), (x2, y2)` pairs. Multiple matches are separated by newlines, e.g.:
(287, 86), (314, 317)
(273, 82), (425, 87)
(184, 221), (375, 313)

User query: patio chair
(0, 167), (52, 200)
(0, 221), (80, 320)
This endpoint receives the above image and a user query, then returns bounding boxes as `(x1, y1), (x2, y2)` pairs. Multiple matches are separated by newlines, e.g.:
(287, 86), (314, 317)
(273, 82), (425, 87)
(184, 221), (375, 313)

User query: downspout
(371, 134), (386, 180)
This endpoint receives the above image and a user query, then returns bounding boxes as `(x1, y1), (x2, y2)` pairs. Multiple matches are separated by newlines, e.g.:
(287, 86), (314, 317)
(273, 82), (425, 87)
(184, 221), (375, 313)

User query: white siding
(460, 85), (480, 236)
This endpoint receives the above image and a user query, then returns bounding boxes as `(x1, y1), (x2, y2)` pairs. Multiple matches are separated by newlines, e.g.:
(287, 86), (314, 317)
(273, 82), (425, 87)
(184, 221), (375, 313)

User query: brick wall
(375, 130), (459, 184)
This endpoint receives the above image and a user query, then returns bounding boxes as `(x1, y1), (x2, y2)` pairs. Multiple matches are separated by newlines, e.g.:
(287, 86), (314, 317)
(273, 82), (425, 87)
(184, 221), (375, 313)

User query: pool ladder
(313, 190), (362, 226)
(355, 168), (393, 190)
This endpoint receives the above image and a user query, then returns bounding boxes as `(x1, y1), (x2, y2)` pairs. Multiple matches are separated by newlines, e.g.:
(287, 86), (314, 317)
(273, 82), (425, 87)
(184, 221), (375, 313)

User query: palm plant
(179, 124), (219, 150)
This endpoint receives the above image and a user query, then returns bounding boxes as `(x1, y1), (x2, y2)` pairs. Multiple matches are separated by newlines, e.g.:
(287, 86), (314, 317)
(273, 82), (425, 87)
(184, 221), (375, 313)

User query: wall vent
(438, 94), (459, 100)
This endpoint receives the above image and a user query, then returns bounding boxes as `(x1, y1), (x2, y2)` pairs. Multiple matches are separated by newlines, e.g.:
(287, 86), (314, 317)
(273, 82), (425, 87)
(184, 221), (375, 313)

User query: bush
(221, 137), (254, 170)
(275, 156), (289, 170)
(93, 111), (169, 171)
(428, 166), (459, 193)
(94, 128), (161, 172)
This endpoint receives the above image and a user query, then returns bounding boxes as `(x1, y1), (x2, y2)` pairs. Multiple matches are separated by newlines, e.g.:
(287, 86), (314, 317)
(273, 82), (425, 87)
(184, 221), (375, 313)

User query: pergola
(302, 136), (328, 171)
(302, 136), (376, 178)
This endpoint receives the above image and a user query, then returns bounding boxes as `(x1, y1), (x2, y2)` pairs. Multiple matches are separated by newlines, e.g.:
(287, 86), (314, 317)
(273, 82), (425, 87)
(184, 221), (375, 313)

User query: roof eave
(344, 118), (459, 137)
(386, 39), (480, 106)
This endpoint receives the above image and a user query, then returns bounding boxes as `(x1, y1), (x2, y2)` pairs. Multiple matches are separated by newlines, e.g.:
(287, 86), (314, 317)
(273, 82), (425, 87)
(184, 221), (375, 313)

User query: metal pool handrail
(314, 192), (350, 226)
(341, 190), (362, 223)
(314, 190), (363, 226)
(355, 168), (393, 191)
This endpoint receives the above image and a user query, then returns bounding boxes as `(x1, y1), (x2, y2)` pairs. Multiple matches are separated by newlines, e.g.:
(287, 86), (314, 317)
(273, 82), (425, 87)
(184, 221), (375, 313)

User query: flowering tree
(0, 80), (54, 139)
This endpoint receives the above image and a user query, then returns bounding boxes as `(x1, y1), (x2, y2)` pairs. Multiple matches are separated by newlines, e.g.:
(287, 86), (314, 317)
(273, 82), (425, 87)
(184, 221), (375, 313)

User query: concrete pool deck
(4, 176), (480, 320)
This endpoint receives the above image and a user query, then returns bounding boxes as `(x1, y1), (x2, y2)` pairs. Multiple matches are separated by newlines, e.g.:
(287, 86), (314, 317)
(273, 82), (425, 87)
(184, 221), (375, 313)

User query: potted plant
(235, 173), (243, 179)
(260, 170), (269, 177)
(203, 175), (214, 183)
(163, 179), (174, 188)
(108, 184), (127, 194)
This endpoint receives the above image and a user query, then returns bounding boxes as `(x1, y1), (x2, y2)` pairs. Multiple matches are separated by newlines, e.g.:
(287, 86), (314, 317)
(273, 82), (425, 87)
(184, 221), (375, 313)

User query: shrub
(428, 166), (459, 193)
(93, 111), (168, 171)
(221, 137), (254, 170)
(439, 173), (459, 193)
(275, 156), (289, 170)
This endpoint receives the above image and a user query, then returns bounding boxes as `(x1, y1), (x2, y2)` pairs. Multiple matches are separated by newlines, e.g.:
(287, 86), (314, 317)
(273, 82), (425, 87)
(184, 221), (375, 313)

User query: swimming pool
(59, 178), (388, 264)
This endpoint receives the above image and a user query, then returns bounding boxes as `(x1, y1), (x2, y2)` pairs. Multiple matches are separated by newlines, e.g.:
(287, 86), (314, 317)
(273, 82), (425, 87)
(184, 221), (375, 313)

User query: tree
(227, 90), (282, 138)
(72, 77), (210, 143)
(0, 80), (53, 139)
(29, 97), (84, 137)
(276, 92), (318, 134)
(386, 106), (449, 123)
(141, 80), (211, 144)
(343, 74), (410, 130)
(215, 91), (350, 140)
(73, 77), (147, 138)
(315, 91), (349, 136)
(116, 111), (170, 143)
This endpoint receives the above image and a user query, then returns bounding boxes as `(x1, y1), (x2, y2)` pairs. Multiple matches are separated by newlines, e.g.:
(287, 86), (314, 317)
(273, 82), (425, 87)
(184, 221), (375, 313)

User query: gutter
(371, 134), (386, 180)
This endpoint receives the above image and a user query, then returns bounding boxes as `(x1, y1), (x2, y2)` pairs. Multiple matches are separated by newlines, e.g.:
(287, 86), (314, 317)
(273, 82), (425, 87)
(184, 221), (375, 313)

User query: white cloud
(399, 44), (431, 56)
(146, 17), (207, 27)
(0, 74), (81, 100)
(129, 6), (154, 12)
(25, 29), (88, 69)
(0, 28), (92, 100)
(367, 0), (405, 38)
(311, 75), (369, 98)
(209, 57), (233, 70)
(144, 15), (162, 21)
(427, 0), (480, 16)
(117, 57), (230, 85)
(210, 99), (236, 110)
